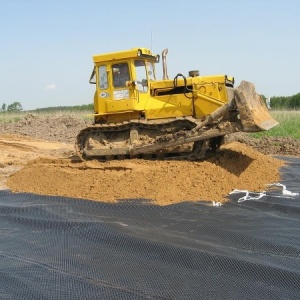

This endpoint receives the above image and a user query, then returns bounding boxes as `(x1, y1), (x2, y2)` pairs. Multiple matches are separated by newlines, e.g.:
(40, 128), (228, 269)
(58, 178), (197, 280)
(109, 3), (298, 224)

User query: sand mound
(7, 141), (284, 205)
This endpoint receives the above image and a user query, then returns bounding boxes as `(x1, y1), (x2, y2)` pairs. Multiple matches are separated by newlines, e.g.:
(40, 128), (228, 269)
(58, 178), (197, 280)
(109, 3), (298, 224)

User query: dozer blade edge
(235, 80), (279, 132)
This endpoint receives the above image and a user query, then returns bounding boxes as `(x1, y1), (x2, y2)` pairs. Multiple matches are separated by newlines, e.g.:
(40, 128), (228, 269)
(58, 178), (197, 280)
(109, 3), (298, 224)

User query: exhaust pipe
(162, 48), (169, 80)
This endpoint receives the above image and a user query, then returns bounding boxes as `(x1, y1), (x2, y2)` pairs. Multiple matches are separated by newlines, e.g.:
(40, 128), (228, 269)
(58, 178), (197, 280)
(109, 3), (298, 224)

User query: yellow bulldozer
(76, 47), (278, 160)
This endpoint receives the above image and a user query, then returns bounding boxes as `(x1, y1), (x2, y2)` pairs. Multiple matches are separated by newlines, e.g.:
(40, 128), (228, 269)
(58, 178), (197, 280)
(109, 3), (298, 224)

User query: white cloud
(45, 83), (57, 90)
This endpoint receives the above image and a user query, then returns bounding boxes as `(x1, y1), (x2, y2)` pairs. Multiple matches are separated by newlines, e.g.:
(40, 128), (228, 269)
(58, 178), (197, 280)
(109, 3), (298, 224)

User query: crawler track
(75, 118), (216, 161)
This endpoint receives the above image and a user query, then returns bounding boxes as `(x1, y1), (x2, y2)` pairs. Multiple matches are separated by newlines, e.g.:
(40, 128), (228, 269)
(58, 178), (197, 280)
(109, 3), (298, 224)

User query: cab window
(98, 65), (108, 90)
(112, 63), (130, 88)
(146, 62), (155, 81)
(134, 60), (148, 92)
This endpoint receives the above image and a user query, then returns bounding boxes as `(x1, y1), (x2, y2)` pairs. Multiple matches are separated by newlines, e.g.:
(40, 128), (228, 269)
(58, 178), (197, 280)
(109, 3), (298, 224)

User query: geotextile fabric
(0, 157), (299, 299)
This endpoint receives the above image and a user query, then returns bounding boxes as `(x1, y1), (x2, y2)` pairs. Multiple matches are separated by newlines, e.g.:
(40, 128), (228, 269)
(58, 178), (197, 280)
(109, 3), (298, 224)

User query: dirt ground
(1, 114), (298, 205)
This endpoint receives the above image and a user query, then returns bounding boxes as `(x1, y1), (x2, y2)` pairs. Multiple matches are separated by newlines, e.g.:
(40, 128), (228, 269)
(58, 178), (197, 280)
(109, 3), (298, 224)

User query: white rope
(266, 183), (299, 197)
(229, 189), (266, 203)
(229, 183), (299, 203)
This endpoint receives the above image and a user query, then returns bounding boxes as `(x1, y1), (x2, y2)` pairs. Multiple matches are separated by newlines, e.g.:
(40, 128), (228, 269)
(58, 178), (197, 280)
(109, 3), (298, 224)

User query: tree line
(33, 104), (94, 113)
(264, 93), (300, 109)
(1, 102), (23, 112)
(0, 102), (93, 113)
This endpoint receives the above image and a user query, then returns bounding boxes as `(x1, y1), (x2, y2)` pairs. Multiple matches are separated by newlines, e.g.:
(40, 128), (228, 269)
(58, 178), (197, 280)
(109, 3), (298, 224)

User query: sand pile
(7, 141), (284, 205)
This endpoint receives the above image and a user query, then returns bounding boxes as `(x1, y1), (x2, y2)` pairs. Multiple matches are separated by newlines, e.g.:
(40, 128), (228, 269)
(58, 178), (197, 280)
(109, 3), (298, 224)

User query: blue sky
(0, 0), (299, 110)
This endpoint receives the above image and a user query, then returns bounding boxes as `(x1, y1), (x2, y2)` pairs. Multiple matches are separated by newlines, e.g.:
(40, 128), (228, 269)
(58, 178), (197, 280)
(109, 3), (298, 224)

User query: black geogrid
(0, 157), (299, 299)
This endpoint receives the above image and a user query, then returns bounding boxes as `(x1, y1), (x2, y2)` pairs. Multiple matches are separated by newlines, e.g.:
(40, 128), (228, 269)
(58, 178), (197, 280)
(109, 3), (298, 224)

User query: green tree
(270, 96), (291, 109)
(1, 103), (6, 111)
(289, 93), (300, 109)
(7, 101), (23, 112)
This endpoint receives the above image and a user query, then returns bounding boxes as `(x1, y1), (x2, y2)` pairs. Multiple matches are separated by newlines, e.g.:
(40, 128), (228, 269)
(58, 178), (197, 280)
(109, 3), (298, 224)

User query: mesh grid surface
(0, 157), (299, 299)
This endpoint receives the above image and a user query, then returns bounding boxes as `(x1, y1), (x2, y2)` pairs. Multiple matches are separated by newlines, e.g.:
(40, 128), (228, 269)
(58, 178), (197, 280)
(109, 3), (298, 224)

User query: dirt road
(1, 114), (297, 205)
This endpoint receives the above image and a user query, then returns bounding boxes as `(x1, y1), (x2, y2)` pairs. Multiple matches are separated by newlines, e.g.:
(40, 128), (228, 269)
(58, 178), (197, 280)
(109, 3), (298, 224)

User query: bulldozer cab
(89, 48), (160, 122)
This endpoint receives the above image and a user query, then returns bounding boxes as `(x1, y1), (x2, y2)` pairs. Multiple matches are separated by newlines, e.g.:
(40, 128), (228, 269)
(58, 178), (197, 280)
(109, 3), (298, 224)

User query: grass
(0, 112), (24, 123)
(0, 110), (93, 123)
(250, 110), (300, 139)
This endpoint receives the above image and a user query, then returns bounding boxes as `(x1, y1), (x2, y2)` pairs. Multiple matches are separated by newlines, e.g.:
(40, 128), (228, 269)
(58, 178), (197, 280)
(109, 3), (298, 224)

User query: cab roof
(93, 48), (158, 63)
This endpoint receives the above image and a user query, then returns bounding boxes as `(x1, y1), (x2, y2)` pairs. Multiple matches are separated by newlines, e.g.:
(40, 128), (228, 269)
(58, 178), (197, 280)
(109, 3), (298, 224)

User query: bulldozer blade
(235, 81), (279, 132)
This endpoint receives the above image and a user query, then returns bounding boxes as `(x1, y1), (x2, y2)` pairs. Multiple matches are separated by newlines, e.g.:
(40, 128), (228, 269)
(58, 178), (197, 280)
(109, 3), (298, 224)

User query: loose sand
(3, 138), (284, 205)
(0, 114), (291, 205)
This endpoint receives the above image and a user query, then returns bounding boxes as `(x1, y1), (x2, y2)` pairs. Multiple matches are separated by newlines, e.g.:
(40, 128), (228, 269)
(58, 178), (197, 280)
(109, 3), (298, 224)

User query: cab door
(105, 61), (137, 112)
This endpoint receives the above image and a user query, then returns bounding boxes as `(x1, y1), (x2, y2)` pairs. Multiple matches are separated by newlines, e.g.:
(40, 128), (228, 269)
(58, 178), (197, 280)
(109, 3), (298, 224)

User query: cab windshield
(146, 62), (155, 81)
(134, 60), (155, 92)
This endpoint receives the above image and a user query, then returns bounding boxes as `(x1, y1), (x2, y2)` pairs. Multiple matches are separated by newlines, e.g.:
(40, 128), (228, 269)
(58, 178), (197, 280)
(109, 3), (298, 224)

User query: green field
(0, 109), (93, 123)
(251, 110), (300, 139)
